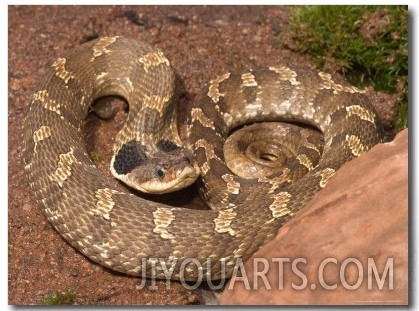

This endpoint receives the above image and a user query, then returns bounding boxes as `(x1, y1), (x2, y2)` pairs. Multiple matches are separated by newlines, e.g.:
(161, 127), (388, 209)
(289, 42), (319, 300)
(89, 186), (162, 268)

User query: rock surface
(220, 129), (408, 305)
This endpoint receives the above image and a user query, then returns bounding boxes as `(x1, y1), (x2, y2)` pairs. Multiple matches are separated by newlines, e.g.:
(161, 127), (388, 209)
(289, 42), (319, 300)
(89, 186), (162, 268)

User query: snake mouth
(136, 164), (200, 194)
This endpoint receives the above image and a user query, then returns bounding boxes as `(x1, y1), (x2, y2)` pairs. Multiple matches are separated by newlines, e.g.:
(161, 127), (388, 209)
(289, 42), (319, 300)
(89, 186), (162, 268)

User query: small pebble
(70, 268), (79, 277)
(252, 35), (262, 43)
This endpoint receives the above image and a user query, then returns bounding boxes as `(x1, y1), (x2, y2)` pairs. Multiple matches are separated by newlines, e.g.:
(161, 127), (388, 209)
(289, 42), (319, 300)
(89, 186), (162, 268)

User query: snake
(22, 36), (384, 281)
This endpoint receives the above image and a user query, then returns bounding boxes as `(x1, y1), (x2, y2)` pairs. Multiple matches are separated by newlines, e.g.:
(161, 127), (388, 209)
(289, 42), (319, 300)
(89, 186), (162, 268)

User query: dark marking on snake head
(113, 141), (148, 175)
(157, 140), (181, 152)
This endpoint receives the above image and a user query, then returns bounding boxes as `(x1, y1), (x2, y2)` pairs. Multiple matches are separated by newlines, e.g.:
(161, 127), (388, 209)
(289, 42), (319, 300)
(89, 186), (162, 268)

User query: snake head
(110, 140), (200, 194)
(137, 159), (200, 194)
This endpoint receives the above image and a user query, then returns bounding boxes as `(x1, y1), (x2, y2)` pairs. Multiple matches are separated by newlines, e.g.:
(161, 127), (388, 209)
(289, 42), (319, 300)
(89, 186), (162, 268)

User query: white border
(3, 2), (415, 310)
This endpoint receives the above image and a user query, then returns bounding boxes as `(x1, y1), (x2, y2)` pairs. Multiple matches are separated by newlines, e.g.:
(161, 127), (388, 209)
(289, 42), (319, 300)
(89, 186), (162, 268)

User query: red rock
(220, 129), (408, 305)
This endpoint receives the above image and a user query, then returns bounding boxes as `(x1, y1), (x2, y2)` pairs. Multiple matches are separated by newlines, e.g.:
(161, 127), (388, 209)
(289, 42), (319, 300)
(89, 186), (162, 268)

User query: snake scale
(22, 36), (384, 281)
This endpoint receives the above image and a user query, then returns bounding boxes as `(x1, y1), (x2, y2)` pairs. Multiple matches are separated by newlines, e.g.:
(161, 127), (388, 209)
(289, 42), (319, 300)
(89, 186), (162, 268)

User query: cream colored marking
(221, 174), (240, 195)
(91, 242), (115, 260)
(265, 167), (292, 188)
(301, 141), (321, 155)
(245, 102), (263, 110)
(222, 112), (234, 127)
(207, 72), (231, 103)
(93, 188), (122, 220)
(241, 72), (257, 87)
(345, 135), (366, 157)
(194, 139), (221, 175)
(213, 208), (237, 236)
(91, 36), (118, 60)
(142, 94), (170, 114)
(345, 105), (376, 125)
(43, 191), (68, 219)
(52, 58), (74, 84)
(324, 115), (332, 127)
(33, 125), (52, 154)
(268, 66), (301, 85)
(32, 90), (61, 115)
(49, 148), (76, 187)
(95, 71), (108, 81)
(270, 191), (293, 219)
(32, 90), (48, 103)
(191, 108), (215, 129)
(299, 129), (322, 153)
(278, 99), (292, 110)
(153, 208), (175, 240)
(296, 154), (314, 171)
(165, 113), (184, 147)
(318, 72), (363, 94)
(125, 77), (133, 91)
(24, 163), (33, 171)
(138, 50), (170, 73)
(316, 168), (336, 188)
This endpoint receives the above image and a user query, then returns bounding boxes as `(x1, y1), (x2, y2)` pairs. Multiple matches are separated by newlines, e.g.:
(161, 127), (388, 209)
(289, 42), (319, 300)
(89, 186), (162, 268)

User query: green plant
(283, 5), (408, 130)
(41, 290), (75, 305)
(89, 151), (100, 162)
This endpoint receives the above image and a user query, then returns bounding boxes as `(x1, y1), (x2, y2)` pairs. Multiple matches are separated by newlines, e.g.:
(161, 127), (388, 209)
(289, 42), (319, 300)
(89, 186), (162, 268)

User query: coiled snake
(22, 36), (384, 281)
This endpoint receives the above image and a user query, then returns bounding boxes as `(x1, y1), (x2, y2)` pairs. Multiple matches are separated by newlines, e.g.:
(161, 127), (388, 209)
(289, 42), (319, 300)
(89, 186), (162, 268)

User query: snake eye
(155, 165), (166, 178)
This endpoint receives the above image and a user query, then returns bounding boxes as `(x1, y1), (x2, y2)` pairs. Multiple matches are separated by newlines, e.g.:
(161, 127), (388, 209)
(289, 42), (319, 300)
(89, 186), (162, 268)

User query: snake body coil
(22, 36), (384, 280)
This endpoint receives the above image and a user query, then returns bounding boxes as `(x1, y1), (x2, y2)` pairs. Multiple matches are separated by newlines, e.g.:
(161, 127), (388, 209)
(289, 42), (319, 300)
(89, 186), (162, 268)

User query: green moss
(41, 290), (75, 305)
(89, 151), (100, 162)
(283, 5), (408, 130)
(395, 92), (408, 130)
